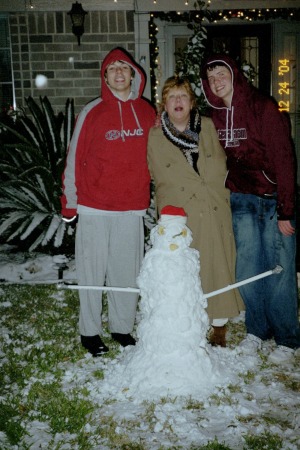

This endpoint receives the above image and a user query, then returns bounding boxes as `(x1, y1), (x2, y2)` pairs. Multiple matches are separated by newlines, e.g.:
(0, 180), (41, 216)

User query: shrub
(0, 96), (75, 252)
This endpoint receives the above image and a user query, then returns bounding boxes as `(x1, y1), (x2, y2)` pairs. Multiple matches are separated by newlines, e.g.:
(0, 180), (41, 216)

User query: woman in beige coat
(147, 76), (244, 346)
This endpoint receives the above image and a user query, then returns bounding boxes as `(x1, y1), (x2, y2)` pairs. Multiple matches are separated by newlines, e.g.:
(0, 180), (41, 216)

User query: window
(0, 15), (15, 116)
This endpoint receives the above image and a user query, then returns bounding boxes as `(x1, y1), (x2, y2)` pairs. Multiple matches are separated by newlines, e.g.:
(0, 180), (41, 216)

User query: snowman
(104, 205), (225, 399)
(136, 205), (210, 355)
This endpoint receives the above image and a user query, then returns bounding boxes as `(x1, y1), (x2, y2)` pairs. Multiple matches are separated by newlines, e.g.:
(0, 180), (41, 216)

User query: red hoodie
(61, 47), (156, 217)
(201, 54), (296, 220)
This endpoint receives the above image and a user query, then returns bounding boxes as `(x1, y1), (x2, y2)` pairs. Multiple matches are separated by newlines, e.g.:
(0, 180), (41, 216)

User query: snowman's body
(137, 218), (209, 355)
(109, 209), (222, 398)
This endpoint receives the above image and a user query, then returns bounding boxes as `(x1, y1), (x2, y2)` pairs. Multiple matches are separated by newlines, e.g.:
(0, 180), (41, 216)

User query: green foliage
(243, 431), (283, 449)
(240, 370), (256, 384)
(184, 398), (205, 411)
(26, 382), (95, 434)
(0, 96), (75, 252)
(190, 438), (232, 449)
(170, 1), (209, 113)
(0, 402), (26, 446)
(175, 20), (208, 113)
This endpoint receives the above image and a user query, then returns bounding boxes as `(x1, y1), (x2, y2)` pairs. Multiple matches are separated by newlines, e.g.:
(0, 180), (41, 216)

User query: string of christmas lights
(149, 5), (300, 103)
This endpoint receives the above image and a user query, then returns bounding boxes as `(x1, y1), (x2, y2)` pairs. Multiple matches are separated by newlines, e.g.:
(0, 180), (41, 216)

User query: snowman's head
(150, 205), (193, 251)
(158, 205), (187, 227)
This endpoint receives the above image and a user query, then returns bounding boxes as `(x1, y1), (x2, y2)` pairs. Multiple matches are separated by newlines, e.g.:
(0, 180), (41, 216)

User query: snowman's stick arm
(57, 266), (283, 297)
(204, 265), (283, 299)
(58, 284), (140, 293)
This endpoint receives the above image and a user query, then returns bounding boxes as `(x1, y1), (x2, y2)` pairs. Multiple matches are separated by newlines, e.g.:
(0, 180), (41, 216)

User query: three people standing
(61, 45), (299, 363)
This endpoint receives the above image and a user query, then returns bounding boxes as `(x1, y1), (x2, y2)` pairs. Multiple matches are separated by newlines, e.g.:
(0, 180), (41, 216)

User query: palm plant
(0, 96), (75, 252)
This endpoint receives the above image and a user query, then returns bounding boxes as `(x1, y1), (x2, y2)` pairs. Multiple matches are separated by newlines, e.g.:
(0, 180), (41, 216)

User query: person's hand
(62, 215), (78, 228)
(278, 220), (295, 236)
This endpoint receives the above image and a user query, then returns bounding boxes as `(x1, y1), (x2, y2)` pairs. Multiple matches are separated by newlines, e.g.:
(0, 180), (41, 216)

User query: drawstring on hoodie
(225, 106), (234, 148)
(117, 100), (143, 142)
(131, 103), (142, 130)
(118, 101), (125, 142)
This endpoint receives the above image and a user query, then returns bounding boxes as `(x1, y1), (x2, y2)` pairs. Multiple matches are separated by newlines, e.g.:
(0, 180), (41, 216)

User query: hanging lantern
(68, 2), (88, 46)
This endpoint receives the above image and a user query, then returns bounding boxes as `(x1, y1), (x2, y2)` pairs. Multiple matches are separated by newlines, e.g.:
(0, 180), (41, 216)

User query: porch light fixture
(68, 2), (88, 46)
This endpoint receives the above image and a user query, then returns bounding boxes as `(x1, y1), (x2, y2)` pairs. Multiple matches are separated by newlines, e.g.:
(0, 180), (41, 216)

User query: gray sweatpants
(75, 214), (144, 336)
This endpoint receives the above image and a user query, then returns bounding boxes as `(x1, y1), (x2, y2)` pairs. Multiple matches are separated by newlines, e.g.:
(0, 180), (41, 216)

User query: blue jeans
(230, 192), (300, 349)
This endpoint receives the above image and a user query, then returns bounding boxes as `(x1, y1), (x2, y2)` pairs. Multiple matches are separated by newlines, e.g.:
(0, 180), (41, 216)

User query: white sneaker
(269, 345), (295, 364)
(238, 334), (262, 354)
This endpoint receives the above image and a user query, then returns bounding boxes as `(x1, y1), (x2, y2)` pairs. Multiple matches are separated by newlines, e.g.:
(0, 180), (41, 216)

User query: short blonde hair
(160, 76), (196, 113)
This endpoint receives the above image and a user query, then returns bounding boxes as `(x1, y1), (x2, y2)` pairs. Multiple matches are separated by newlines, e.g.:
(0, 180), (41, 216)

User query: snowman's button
(213, 206), (218, 211)
(166, 163), (171, 167)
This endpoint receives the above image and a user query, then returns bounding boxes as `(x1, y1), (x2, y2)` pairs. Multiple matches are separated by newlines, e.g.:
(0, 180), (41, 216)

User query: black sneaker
(111, 333), (136, 347)
(81, 335), (109, 357)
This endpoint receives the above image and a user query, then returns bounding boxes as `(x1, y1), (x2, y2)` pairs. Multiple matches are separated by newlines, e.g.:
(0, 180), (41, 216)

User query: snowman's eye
(158, 226), (165, 235)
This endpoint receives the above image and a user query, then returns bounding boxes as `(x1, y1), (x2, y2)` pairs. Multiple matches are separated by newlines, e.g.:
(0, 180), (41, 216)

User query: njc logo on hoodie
(105, 128), (144, 140)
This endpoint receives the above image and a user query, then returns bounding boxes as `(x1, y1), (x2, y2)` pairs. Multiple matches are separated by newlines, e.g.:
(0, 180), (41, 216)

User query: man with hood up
(61, 47), (156, 356)
(201, 54), (300, 363)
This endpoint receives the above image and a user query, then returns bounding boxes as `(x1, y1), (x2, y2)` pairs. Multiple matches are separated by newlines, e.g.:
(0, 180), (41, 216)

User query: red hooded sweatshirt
(201, 54), (296, 220)
(61, 47), (156, 217)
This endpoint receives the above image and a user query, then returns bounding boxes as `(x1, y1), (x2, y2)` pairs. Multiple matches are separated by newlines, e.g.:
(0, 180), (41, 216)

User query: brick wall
(9, 9), (135, 115)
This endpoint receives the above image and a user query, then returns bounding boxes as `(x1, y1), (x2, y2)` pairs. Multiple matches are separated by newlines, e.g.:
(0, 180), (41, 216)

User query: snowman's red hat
(159, 205), (187, 225)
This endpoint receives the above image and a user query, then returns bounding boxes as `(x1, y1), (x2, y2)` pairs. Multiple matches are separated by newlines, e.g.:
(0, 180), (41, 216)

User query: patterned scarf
(161, 108), (201, 174)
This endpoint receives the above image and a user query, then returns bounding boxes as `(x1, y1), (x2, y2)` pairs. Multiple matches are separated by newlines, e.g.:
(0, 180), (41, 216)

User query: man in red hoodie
(201, 54), (300, 363)
(61, 47), (156, 356)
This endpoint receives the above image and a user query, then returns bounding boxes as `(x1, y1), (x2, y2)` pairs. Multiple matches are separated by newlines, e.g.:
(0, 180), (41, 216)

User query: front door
(205, 24), (272, 95)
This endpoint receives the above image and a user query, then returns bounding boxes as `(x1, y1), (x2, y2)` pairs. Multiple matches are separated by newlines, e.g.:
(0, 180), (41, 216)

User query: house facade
(0, 0), (300, 179)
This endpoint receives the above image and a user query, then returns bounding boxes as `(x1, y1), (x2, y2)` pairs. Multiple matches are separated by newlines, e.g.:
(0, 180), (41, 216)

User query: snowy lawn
(0, 249), (299, 450)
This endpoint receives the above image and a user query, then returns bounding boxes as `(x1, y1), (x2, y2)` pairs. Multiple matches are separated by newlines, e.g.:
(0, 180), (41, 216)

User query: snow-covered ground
(0, 244), (299, 449)
(0, 246), (77, 284)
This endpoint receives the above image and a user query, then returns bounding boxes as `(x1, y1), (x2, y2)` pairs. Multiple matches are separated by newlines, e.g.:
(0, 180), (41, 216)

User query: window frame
(0, 13), (15, 114)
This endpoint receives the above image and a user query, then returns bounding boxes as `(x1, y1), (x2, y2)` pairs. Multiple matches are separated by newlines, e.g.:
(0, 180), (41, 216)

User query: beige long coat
(147, 116), (244, 320)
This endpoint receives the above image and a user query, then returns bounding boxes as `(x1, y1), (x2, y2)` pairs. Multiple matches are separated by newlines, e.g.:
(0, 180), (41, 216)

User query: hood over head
(100, 47), (146, 101)
(200, 54), (250, 110)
